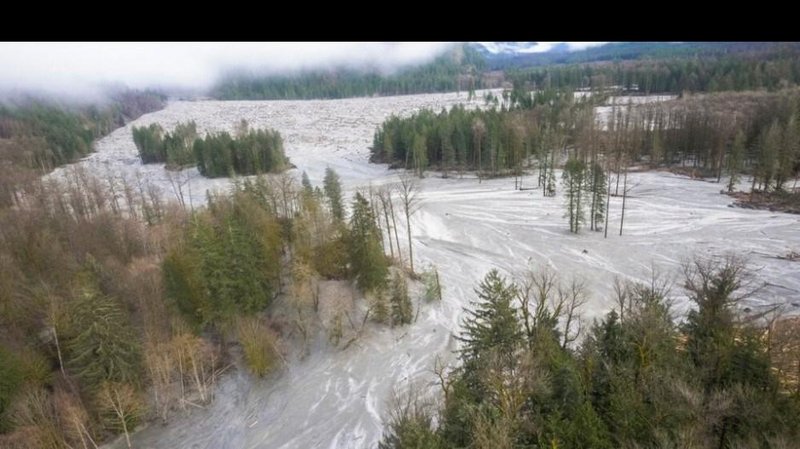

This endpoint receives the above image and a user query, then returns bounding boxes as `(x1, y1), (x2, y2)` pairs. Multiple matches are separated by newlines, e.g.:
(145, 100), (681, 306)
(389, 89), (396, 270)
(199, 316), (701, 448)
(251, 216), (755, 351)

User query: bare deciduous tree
(97, 382), (143, 449)
(54, 388), (98, 449)
(396, 174), (421, 274)
(376, 185), (396, 259)
(558, 278), (587, 349)
(165, 169), (187, 210)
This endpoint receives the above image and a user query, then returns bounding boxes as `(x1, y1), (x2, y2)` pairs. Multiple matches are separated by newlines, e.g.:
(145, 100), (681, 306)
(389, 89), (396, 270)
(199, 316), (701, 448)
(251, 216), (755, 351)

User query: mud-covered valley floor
(59, 91), (800, 449)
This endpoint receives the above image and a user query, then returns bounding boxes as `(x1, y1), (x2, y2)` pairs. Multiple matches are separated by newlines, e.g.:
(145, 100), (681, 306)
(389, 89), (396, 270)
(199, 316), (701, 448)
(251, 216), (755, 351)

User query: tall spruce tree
(562, 158), (588, 233)
(324, 167), (344, 222)
(301, 171), (313, 196)
(589, 162), (607, 231)
(348, 193), (388, 292)
(66, 281), (142, 390)
(457, 269), (521, 365)
(390, 271), (413, 326)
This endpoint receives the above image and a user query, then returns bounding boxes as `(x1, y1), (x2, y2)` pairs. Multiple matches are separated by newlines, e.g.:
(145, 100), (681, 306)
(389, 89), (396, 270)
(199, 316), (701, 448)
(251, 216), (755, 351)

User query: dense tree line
(599, 89), (800, 195)
(371, 89), (619, 234)
(0, 91), (165, 208)
(132, 120), (289, 178)
(373, 86), (800, 233)
(381, 259), (800, 449)
(0, 91), (165, 171)
(483, 42), (799, 70)
(0, 168), (188, 448)
(162, 189), (283, 328)
(561, 158), (607, 233)
(194, 127), (287, 177)
(213, 43), (800, 102)
(561, 89), (799, 228)
(371, 89), (600, 179)
(211, 45), (485, 100)
(506, 46), (800, 94)
(132, 121), (197, 167)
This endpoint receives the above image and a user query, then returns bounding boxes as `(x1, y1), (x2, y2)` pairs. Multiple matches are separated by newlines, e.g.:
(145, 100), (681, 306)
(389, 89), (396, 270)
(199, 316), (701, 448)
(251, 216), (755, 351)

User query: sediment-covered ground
(71, 91), (799, 449)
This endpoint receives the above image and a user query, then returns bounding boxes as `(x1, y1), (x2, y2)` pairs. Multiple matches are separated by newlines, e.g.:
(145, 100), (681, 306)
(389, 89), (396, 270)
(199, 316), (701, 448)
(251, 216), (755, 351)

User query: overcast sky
(0, 42), (608, 99)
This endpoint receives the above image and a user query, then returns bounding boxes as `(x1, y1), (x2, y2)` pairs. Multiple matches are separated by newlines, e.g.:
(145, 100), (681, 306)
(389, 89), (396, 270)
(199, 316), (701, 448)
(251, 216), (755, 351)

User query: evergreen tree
(546, 149), (557, 196)
(412, 133), (428, 178)
(727, 130), (746, 192)
(378, 395), (442, 449)
(348, 193), (388, 292)
(390, 272), (413, 326)
(589, 162), (607, 231)
(0, 345), (23, 432)
(301, 171), (313, 196)
(66, 282), (142, 390)
(562, 158), (588, 233)
(132, 123), (165, 164)
(324, 167), (344, 222)
(440, 121), (455, 178)
(683, 258), (746, 390)
(681, 257), (783, 447)
(162, 120), (197, 167)
(457, 269), (521, 365)
(190, 128), (287, 178)
(162, 240), (209, 328)
(386, 261), (799, 449)
(163, 195), (282, 327)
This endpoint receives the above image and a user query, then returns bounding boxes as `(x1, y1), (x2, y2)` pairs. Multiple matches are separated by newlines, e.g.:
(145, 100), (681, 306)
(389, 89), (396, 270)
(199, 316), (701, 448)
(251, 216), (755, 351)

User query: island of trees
(131, 120), (290, 178)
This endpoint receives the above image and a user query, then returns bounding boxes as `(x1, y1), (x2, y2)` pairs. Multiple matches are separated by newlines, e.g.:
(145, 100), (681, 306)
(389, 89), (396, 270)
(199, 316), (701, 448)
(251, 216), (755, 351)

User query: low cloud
(0, 42), (456, 99)
(519, 42), (609, 53)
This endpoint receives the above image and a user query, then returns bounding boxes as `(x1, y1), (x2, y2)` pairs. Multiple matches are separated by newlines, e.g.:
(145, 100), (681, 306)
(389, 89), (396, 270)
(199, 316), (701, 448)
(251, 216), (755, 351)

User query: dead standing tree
(515, 267), (586, 350)
(376, 185), (398, 261)
(397, 174), (421, 274)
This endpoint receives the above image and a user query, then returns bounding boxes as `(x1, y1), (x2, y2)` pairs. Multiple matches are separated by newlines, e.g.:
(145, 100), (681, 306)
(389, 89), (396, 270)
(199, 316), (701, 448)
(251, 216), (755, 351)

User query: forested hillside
(213, 43), (800, 101)
(211, 45), (485, 100)
(480, 41), (800, 69)
(0, 90), (165, 208)
(506, 46), (800, 94)
(0, 156), (433, 447)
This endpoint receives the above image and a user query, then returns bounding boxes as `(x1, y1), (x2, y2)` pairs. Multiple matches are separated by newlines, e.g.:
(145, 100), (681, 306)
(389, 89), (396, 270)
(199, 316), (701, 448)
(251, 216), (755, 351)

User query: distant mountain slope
(212, 45), (486, 100)
(472, 42), (552, 55)
(473, 42), (800, 69)
(211, 42), (800, 100)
